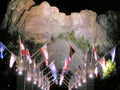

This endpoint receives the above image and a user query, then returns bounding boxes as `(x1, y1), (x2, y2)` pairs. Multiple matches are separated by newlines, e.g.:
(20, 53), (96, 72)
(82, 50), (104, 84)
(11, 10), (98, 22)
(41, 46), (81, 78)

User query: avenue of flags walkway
(0, 37), (116, 89)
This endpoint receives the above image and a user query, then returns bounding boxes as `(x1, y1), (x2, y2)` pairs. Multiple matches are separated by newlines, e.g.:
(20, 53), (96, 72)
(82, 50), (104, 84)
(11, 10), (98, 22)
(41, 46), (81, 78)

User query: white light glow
(75, 85), (78, 89)
(89, 74), (94, 78)
(78, 83), (82, 87)
(27, 77), (32, 81)
(18, 71), (23, 75)
(41, 86), (44, 89)
(38, 84), (41, 87)
(83, 79), (86, 83)
(33, 81), (37, 85)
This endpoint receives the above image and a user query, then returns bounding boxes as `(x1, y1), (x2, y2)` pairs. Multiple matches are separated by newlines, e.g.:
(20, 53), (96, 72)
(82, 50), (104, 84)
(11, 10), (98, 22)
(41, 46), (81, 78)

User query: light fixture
(33, 81), (37, 85)
(38, 84), (41, 87)
(27, 76), (32, 81)
(41, 85), (44, 89)
(82, 79), (86, 83)
(18, 70), (23, 75)
(26, 71), (32, 82)
(78, 83), (82, 87)
(89, 73), (94, 78)
(75, 85), (78, 89)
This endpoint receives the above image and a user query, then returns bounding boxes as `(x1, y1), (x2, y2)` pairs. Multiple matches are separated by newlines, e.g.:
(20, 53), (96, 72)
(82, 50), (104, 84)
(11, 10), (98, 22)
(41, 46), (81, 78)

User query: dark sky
(34, 0), (120, 15)
(0, 0), (120, 23)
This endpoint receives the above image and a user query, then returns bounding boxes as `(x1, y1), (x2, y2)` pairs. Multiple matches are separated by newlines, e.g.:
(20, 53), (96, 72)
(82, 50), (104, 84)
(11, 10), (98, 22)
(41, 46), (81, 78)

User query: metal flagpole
(66, 41), (83, 58)
(48, 77), (59, 90)
(49, 81), (54, 87)
(64, 75), (70, 81)
(31, 49), (40, 59)
(66, 72), (73, 79)
(64, 77), (69, 84)
(42, 66), (48, 72)
(36, 52), (53, 68)
(19, 35), (22, 61)
(63, 81), (69, 88)
(41, 60), (55, 73)
(48, 75), (53, 80)
(43, 71), (51, 78)
(102, 46), (116, 62)
(0, 41), (12, 54)
(36, 60), (44, 67)
(31, 41), (49, 58)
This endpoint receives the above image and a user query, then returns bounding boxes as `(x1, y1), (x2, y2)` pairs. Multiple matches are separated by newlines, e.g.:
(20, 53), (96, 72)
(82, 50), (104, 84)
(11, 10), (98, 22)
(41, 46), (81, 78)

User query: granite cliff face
(2, 0), (117, 72)
(2, 0), (108, 46)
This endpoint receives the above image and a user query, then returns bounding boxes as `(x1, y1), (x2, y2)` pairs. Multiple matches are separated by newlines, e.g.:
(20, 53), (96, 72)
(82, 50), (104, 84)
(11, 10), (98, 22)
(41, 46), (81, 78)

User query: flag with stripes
(19, 38), (26, 56)
(9, 53), (16, 68)
(99, 57), (106, 69)
(63, 55), (71, 71)
(93, 43), (98, 61)
(40, 44), (49, 66)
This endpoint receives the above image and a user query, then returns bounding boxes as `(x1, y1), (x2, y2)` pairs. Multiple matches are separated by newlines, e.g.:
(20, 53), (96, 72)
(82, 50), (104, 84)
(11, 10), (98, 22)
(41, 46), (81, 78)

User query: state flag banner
(0, 41), (6, 59)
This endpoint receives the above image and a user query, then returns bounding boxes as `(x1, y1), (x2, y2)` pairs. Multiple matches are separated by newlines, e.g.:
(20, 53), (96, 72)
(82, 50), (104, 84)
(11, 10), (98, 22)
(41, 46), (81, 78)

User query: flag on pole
(69, 45), (75, 59)
(94, 66), (98, 77)
(33, 61), (37, 72)
(49, 61), (57, 81)
(93, 43), (98, 61)
(9, 53), (16, 68)
(25, 49), (32, 64)
(63, 55), (71, 71)
(59, 74), (64, 86)
(40, 44), (49, 66)
(109, 47), (116, 62)
(19, 37), (26, 56)
(99, 57), (106, 69)
(59, 66), (67, 86)
(0, 41), (5, 59)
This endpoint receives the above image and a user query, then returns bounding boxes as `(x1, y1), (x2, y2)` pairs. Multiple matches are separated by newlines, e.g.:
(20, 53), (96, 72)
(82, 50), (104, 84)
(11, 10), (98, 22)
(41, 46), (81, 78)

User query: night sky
(0, 0), (120, 23)
(33, 0), (120, 15)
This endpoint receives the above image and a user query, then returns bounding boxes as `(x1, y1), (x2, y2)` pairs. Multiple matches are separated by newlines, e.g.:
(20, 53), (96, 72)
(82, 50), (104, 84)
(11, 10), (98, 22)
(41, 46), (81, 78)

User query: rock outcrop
(2, 0), (108, 47)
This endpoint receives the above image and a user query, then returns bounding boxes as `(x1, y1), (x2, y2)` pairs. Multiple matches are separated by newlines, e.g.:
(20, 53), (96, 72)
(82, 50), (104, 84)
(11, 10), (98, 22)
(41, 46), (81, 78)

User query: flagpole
(49, 81), (54, 87)
(36, 60), (44, 67)
(43, 71), (51, 78)
(66, 41), (88, 70)
(103, 46), (116, 58)
(66, 72), (73, 79)
(31, 41), (49, 58)
(0, 41), (13, 54)
(32, 51), (53, 69)
(66, 41), (84, 58)
(41, 65), (48, 72)
(36, 54), (53, 69)
(19, 35), (23, 61)
(64, 75), (70, 81)
(63, 81), (69, 88)
(48, 77), (59, 88)
(31, 49), (40, 59)
(64, 77), (69, 84)
(49, 76), (57, 87)
(95, 46), (116, 65)
(48, 75), (53, 80)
